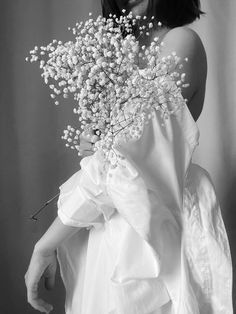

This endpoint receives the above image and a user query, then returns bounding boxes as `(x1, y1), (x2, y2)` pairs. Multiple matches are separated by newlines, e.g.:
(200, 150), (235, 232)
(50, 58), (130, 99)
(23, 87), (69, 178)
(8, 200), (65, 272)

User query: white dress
(56, 101), (233, 314)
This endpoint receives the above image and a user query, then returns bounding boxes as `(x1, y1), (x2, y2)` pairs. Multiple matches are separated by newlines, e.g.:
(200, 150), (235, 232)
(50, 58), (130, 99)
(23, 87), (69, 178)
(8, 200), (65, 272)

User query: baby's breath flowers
(26, 11), (189, 166)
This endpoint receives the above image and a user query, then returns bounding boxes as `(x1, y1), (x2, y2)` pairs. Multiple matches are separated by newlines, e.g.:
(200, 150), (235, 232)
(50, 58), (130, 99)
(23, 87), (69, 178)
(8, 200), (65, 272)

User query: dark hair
(101, 0), (204, 28)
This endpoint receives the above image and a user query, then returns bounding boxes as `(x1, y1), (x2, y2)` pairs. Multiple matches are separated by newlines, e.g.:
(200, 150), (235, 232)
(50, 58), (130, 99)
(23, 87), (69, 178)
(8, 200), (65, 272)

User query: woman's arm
(161, 27), (207, 100)
(34, 216), (80, 255)
(25, 127), (100, 313)
(161, 27), (207, 121)
(25, 217), (81, 313)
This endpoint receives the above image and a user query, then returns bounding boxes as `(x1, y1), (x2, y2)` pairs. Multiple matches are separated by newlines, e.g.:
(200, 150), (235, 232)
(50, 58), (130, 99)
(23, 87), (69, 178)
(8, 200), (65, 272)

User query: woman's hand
(79, 130), (100, 157)
(25, 249), (57, 314)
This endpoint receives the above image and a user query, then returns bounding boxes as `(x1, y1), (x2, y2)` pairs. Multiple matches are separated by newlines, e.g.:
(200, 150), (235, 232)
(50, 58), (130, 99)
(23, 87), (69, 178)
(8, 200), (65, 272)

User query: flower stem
(29, 192), (60, 221)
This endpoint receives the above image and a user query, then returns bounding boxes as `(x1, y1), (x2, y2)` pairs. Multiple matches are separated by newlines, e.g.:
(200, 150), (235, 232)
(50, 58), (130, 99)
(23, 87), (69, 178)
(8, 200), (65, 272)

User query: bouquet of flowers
(26, 10), (188, 166)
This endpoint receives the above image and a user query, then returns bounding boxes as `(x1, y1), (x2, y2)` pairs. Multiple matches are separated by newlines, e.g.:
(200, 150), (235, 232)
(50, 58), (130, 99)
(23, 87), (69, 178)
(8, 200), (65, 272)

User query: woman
(25, 0), (233, 313)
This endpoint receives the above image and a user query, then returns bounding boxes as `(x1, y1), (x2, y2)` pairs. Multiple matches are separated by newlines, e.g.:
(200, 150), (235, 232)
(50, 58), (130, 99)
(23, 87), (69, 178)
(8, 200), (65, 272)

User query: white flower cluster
(26, 11), (188, 166)
(61, 125), (81, 150)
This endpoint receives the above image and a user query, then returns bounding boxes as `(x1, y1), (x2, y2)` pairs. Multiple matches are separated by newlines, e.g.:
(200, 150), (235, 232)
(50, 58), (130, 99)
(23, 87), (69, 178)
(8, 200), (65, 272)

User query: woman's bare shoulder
(163, 26), (207, 64)
(165, 26), (202, 42)
(161, 26), (207, 118)
(162, 26), (207, 84)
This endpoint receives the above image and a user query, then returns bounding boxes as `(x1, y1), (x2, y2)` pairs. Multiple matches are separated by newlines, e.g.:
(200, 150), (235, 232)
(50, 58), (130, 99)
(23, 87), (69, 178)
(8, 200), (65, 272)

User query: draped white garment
(56, 102), (233, 314)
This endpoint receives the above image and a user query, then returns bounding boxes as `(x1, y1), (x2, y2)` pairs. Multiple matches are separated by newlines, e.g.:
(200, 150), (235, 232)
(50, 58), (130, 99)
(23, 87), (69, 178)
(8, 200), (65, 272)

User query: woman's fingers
(79, 130), (100, 157)
(29, 296), (53, 314)
(25, 251), (56, 313)
(80, 150), (94, 157)
(79, 142), (94, 156)
(25, 275), (53, 313)
(79, 140), (93, 150)
(79, 138), (94, 156)
(80, 131), (100, 143)
(44, 261), (57, 290)
(90, 134), (100, 143)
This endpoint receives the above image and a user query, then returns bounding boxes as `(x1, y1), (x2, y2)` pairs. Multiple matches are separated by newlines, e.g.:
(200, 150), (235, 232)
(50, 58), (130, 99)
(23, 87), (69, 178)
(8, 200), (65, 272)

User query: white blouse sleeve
(57, 151), (116, 230)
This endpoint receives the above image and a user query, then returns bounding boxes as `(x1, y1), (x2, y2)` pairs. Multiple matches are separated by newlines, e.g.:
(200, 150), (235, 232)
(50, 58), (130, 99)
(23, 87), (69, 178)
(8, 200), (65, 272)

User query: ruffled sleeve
(57, 150), (116, 230)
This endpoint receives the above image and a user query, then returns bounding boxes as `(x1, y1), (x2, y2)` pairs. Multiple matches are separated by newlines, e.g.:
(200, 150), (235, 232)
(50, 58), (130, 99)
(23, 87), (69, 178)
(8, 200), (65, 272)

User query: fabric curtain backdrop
(0, 0), (235, 313)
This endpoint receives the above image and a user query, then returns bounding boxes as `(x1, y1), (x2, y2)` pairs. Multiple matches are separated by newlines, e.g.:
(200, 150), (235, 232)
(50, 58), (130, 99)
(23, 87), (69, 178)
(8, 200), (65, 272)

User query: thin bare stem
(29, 192), (60, 221)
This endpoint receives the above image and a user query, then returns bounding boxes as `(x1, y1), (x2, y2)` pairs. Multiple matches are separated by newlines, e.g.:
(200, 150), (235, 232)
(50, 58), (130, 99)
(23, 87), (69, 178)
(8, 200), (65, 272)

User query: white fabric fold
(56, 103), (232, 314)
(58, 151), (116, 229)
(104, 107), (200, 313)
